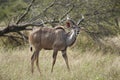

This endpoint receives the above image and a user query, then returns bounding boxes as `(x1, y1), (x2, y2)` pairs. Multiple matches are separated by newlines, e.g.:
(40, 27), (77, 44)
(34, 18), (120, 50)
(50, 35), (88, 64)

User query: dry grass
(0, 46), (120, 80)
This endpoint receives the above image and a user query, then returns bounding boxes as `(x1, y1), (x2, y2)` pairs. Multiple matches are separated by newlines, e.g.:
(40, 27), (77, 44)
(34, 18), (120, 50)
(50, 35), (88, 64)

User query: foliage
(0, 0), (27, 21)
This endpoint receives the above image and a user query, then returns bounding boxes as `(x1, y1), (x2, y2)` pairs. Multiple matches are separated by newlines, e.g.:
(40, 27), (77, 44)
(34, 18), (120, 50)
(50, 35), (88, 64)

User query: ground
(0, 46), (120, 80)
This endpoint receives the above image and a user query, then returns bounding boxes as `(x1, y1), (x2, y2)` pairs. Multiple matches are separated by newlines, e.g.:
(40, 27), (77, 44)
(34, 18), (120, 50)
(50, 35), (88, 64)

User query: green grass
(0, 47), (120, 80)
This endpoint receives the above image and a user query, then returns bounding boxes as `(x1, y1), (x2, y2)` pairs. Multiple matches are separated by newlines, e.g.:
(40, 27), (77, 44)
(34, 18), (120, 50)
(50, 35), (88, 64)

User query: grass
(0, 46), (120, 80)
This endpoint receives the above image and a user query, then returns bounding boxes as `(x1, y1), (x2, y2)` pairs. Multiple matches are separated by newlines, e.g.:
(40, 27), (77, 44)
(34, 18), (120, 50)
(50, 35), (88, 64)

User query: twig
(60, 5), (74, 21)
(43, 0), (57, 13)
(30, 0), (57, 22)
(17, 32), (28, 41)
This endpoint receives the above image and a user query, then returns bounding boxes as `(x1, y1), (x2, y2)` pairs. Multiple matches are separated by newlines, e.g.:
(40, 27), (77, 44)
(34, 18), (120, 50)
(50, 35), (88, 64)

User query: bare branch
(43, 0), (57, 13)
(3, 34), (24, 40)
(16, 0), (35, 24)
(17, 32), (28, 41)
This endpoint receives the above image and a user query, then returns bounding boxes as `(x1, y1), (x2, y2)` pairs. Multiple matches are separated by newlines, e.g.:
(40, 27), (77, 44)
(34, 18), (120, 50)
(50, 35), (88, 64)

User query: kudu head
(66, 15), (84, 35)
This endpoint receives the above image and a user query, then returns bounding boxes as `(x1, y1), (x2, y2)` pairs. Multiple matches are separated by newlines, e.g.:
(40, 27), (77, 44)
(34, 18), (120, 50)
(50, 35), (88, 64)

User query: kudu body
(29, 15), (84, 73)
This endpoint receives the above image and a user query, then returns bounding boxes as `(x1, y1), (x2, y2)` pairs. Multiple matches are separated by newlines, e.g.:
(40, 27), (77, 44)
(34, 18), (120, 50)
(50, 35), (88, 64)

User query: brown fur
(29, 26), (70, 74)
(29, 26), (67, 51)
(29, 15), (84, 74)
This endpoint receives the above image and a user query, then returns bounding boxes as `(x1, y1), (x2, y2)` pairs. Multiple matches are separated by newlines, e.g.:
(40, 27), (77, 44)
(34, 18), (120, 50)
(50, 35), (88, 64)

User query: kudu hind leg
(31, 50), (40, 74)
(51, 50), (58, 72)
(62, 50), (70, 71)
(31, 52), (36, 73)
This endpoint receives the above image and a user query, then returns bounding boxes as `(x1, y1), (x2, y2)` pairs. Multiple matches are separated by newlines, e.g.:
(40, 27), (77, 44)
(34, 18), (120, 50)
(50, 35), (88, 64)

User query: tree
(0, 0), (119, 46)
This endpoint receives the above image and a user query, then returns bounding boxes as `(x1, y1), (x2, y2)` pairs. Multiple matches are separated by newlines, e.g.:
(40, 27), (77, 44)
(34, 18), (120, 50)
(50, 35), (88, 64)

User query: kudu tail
(30, 46), (32, 52)
(30, 47), (32, 52)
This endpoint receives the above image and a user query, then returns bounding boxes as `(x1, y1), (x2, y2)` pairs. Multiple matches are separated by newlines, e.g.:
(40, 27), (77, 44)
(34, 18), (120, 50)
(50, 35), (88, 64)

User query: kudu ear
(66, 21), (71, 28)
(66, 15), (76, 28)
(77, 15), (84, 25)
(66, 15), (71, 28)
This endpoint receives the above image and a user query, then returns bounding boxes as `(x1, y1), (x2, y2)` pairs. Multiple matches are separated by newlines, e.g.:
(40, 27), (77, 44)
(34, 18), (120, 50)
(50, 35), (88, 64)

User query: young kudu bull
(29, 15), (84, 74)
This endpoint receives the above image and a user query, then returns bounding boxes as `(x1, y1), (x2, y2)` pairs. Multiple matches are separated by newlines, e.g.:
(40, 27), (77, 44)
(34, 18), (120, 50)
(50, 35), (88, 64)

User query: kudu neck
(66, 29), (78, 46)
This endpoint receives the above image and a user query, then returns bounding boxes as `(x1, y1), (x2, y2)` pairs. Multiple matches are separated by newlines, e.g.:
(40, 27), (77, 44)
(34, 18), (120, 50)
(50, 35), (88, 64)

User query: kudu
(29, 15), (84, 74)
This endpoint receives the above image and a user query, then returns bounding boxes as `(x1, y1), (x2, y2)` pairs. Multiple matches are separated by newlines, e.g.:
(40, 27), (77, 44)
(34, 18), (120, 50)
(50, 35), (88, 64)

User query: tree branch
(60, 4), (74, 22)
(0, 20), (59, 36)
(30, 0), (57, 22)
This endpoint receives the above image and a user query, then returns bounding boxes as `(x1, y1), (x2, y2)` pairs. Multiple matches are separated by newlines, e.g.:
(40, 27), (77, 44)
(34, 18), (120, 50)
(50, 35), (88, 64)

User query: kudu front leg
(61, 50), (70, 71)
(51, 50), (58, 73)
